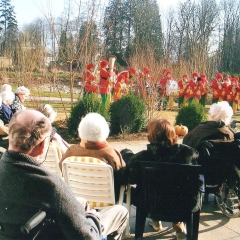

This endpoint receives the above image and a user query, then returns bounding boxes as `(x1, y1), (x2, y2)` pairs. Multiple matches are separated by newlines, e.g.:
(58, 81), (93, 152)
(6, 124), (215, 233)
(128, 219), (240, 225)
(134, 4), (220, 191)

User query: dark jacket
(0, 151), (102, 240)
(183, 121), (234, 150)
(125, 143), (199, 184)
(0, 103), (13, 124)
(123, 143), (201, 211)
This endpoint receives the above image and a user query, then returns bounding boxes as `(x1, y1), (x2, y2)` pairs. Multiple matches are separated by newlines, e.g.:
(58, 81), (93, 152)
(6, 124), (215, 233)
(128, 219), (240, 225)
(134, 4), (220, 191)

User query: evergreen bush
(67, 93), (108, 137)
(109, 93), (147, 135)
(175, 102), (207, 131)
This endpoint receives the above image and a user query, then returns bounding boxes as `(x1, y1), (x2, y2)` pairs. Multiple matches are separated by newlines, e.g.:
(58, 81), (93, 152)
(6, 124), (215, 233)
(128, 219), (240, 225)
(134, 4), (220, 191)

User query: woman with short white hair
(1, 84), (12, 92)
(10, 86), (30, 114)
(36, 104), (69, 156)
(183, 101), (234, 150)
(0, 91), (15, 124)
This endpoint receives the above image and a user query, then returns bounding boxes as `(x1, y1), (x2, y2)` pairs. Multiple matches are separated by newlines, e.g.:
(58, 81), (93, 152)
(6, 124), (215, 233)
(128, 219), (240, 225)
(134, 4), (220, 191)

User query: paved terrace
(108, 140), (240, 240)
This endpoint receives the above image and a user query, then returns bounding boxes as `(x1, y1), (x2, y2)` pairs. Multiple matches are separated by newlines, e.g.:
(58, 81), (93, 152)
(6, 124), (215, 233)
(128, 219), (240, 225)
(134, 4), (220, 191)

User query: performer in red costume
(212, 73), (223, 103)
(186, 72), (198, 103)
(83, 63), (98, 95)
(178, 74), (188, 108)
(99, 60), (115, 109)
(199, 74), (209, 107)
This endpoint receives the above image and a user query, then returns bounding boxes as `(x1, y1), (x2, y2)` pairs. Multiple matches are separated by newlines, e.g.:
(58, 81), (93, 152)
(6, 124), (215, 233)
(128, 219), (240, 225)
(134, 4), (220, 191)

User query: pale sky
(11, 0), (181, 27)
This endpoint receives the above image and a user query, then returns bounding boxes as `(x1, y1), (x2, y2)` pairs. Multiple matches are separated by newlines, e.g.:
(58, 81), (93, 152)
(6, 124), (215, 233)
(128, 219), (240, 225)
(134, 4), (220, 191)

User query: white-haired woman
(183, 101), (234, 150)
(60, 112), (126, 200)
(10, 86), (30, 114)
(1, 83), (12, 92)
(0, 91), (15, 124)
(36, 104), (69, 156)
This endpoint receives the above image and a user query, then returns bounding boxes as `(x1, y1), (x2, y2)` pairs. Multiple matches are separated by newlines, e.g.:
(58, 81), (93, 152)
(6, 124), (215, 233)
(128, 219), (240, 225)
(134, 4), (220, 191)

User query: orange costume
(114, 75), (126, 101)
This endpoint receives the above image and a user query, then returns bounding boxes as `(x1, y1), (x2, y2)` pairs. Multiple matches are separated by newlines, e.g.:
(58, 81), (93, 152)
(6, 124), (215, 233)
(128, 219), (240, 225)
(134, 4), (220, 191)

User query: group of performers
(82, 60), (240, 113)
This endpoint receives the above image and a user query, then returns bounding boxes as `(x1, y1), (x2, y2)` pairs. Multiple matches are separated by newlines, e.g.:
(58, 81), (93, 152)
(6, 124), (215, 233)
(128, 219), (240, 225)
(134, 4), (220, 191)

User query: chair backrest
(198, 139), (240, 185)
(62, 156), (115, 209)
(42, 144), (62, 178)
(139, 161), (202, 221)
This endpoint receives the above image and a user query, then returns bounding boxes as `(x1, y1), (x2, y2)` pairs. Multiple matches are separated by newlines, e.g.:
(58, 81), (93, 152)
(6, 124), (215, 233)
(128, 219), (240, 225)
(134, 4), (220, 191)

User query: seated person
(1, 83), (12, 92)
(36, 104), (69, 156)
(60, 112), (126, 200)
(10, 86), (30, 114)
(183, 101), (234, 150)
(0, 90), (15, 124)
(0, 109), (128, 240)
(123, 118), (200, 240)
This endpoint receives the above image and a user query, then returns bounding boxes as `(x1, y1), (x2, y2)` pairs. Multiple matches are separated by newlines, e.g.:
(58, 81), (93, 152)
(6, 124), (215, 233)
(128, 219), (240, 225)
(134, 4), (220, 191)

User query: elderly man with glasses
(0, 109), (128, 240)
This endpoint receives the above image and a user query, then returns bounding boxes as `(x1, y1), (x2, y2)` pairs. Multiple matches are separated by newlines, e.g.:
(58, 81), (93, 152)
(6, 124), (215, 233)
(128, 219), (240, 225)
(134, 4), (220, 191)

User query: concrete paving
(108, 140), (240, 240)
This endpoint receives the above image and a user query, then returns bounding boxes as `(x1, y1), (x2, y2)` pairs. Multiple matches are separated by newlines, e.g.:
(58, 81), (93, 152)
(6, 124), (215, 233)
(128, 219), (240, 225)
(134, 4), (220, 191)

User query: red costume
(212, 73), (223, 103)
(83, 63), (98, 94)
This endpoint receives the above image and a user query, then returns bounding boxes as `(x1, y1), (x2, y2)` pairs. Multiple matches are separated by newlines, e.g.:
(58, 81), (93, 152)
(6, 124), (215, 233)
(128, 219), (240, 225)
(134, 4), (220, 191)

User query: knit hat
(100, 60), (108, 68)
(216, 73), (223, 80)
(86, 63), (94, 70)
(142, 67), (151, 74)
(128, 67), (137, 75)
(192, 72), (198, 78)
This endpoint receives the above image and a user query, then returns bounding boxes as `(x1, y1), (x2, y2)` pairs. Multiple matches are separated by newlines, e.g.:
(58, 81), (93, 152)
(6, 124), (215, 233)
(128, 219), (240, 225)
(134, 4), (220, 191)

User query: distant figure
(1, 84), (12, 92)
(0, 91), (15, 124)
(10, 86), (30, 114)
(36, 104), (69, 156)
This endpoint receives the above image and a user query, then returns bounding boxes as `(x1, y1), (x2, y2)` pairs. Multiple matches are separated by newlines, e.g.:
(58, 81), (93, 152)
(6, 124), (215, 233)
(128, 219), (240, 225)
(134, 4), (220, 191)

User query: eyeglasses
(37, 135), (52, 165)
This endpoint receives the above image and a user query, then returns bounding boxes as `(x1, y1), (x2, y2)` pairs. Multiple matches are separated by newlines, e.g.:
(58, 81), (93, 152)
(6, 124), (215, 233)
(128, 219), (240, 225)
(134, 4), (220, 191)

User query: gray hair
(0, 91), (15, 105)
(36, 104), (57, 123)
(15, 86), (30, 96)
(8, 110), (52, 151)
(1, 84), (12, 92)
(209, 101), (233, 126)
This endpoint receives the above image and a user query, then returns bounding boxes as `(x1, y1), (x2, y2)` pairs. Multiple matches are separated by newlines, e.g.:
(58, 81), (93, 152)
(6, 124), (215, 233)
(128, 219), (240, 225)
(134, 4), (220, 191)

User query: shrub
(175, 102), (207, 131)
(67, 93), (108, 137)
(109, 93), (147, 135)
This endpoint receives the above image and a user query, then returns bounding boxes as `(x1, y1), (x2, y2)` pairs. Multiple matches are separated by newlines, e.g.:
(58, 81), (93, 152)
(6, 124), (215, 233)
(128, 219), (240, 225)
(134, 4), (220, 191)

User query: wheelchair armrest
(20, 211), (46, 234)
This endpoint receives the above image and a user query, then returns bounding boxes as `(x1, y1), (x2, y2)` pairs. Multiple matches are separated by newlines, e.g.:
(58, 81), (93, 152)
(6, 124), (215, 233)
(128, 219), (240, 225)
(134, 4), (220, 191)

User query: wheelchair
(199, 139), (240, 218)
(0, 209), (49, 239)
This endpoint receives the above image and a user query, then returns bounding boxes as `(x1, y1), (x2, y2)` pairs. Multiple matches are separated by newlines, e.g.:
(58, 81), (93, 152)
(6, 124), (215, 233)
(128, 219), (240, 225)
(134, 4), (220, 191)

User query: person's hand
(110, 72), (115, 77)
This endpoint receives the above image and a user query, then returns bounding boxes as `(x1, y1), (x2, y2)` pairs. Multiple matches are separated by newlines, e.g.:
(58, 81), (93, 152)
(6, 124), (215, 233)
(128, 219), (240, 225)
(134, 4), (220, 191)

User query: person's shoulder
(173, 143), (199, 156)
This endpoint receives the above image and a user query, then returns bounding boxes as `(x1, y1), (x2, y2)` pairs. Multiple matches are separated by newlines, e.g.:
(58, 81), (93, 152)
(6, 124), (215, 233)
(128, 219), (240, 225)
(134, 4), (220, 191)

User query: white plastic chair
(42, 144), (62, 178)
(62, 156), (126, 209)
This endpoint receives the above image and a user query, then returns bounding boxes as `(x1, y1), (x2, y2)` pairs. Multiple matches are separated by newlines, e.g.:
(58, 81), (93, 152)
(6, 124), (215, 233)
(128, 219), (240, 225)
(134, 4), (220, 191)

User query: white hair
(0, 91), (15, 105)
(209, 101), (233, 126)
(15, 86), (30, 96)
(78, 113), (110, 142)
(36, 104), (57, 123)
(1, 84), (12, 92)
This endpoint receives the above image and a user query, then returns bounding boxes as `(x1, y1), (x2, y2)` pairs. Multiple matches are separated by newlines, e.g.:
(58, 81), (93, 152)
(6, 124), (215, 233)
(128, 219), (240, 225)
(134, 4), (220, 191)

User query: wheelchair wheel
(216, 166), (240, 218)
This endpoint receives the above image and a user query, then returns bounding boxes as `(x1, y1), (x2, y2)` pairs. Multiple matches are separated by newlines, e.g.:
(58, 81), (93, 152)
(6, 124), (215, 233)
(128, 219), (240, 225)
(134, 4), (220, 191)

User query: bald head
(8, 110), (52, 152)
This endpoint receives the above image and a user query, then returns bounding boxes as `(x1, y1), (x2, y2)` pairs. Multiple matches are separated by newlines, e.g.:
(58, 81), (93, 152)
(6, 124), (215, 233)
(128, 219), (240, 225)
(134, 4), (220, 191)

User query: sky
(11, 0), (181, 27)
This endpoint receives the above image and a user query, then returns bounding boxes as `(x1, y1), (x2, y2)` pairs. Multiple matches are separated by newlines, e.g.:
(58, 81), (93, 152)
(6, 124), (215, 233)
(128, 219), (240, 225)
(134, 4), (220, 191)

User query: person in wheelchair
(122, 118), (200, 240)
(0, 110), (128, 240)
(183, 101), (234, 150)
